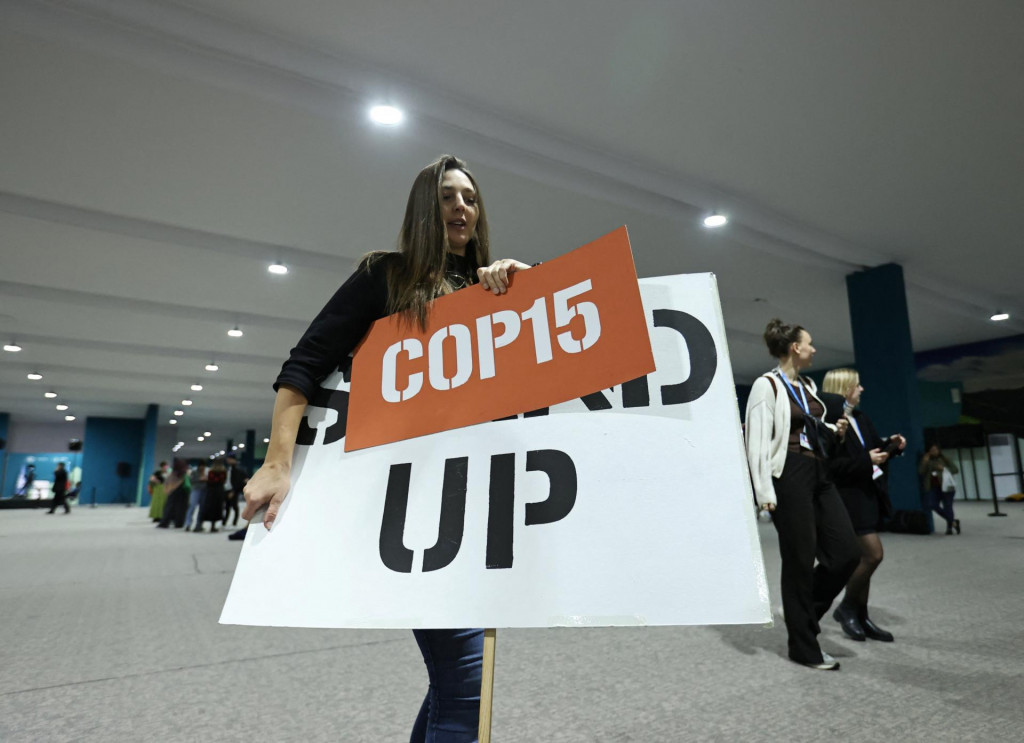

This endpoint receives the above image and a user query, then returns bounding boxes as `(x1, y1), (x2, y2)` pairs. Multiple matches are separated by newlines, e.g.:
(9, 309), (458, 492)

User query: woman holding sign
(822, 369), (905, 643)
(242, 155), (530, 741)
(744, 319), (860, 671)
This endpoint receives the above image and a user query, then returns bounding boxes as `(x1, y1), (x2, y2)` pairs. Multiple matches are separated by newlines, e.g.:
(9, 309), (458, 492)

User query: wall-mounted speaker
(68, 439), (83, 452)
(116, 461), (132, 478)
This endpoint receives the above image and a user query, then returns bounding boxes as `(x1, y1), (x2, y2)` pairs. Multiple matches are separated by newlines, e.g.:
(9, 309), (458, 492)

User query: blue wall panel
(82, 417), (145, 505)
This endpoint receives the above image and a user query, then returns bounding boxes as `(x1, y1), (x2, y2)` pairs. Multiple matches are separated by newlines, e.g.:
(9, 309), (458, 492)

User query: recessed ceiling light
(369, 104), (404, 126)
(231, 445), (238, 451)
(268, 262), (288, 275)
(203, 431), (212, 437)
(228, 327), (243, 338)
(181, 400), (193, 406)
(27, 373), (43, 381)
(205, 363), (219, 372)
(44, 391), (57, 399)
(238, 443), (245, 449)
(65, 415), (76, 422)
(3, 343), (22, 352)
(197, 436), (205, 442)
(169, 419), (178, 425)
(174, 410), (184, 416)
(703, 214), (728, 228)
(263, 437), (270, 443)
(190, 384), (203, 392)
(209, 454), (215, 459)
(56, 404), (69, 411)
(991, 312), (1010, 322)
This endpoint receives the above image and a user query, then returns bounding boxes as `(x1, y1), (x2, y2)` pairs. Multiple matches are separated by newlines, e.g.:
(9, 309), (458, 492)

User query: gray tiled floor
(1, 500), (1022, 742)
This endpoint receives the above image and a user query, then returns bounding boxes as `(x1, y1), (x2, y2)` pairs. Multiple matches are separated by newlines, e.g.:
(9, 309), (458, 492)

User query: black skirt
(838, 486), (881, 535)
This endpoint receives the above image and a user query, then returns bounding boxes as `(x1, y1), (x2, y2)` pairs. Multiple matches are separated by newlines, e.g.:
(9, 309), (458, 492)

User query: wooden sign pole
(478, 628), (497, 742)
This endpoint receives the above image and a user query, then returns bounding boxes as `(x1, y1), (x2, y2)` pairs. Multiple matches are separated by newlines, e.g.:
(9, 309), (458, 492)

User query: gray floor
(1, 500), (1022, 743)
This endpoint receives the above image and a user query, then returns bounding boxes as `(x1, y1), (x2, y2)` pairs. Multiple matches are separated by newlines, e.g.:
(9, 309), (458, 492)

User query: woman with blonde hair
(745, 319), (860, 670)
(242, 154), (531, 741)
(822, 368), (906, 643)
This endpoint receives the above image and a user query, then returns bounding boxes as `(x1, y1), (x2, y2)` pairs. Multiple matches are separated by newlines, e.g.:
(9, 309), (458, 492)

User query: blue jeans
(185, 488), (204, 529)
(410, 629), (484, 743)
(928, 488), (955, 528)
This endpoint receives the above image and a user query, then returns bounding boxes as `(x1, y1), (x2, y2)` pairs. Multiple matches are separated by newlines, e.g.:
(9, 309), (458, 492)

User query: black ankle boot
(861, 614), (894, 642)
(833, 605), (866, 641)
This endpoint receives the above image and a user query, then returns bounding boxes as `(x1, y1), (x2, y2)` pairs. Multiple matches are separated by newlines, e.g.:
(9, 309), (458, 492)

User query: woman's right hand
(241, 463), (292, 530)
(869, 448), (889, 465)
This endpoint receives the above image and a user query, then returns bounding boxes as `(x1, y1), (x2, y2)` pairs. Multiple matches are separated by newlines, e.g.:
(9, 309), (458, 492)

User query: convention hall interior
(1, 1), (1022, 741)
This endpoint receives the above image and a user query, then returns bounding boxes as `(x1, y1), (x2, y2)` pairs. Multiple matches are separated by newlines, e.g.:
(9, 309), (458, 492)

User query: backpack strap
(765, 374), (778, 439)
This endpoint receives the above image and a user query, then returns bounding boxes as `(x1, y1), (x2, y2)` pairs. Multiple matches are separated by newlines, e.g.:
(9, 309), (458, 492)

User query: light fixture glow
(191, 384), (203, 392)
(197, 436), (205, 442)
(263, 437), (270, 443)
(369, 104), (404, 126)
(174, 410), (184, 416)
(27, 373), (43, 381)
(44, 391), (57, 399)
(181, 399), (193, 406)
(703, 214), (728, 228)
(56, 404), (69, 411)
(231, 445), (238, 451)
(268, 262), (288, 275)
(991, 312), (1010, 322)
(3, 344), (22, 352)
(238, 443), (245, 449)
(203, 431), (212, 437)
(228, 327), (243, 338)
(205, 363), (219, 372)
(65, 415), (76, 422)
(169, 419), (178, 425)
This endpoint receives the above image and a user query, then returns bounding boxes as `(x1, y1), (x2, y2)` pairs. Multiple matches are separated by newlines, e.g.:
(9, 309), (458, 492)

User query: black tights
(841, 533), (884, 614)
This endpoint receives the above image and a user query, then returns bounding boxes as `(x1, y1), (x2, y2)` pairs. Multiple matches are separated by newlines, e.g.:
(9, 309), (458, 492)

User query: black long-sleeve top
(274, 252), (477, 401)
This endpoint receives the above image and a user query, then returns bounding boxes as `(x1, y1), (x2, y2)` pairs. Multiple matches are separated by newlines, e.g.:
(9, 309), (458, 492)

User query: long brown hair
(367, 155), (491, 327)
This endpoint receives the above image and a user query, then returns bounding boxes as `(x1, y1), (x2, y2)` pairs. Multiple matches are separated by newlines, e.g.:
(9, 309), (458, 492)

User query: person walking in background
(223, 454), (248, 527)
(197, 460), (226, 533)
(822, 369), (906, 643)
(148, 461), (169, 522)
(46, 462), (70, 514)
(745, 319), (860, 671)
(185, 462), (208, 532)
(157, 459), (191, 529)
(920, 444), (960, 534)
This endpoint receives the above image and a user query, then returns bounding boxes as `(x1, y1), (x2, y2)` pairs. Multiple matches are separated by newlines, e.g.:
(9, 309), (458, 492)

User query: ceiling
(1, 0), (1022, 458)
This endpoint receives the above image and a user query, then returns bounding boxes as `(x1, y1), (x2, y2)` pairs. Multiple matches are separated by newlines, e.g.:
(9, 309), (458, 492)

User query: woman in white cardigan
(745, 319), (860, 670)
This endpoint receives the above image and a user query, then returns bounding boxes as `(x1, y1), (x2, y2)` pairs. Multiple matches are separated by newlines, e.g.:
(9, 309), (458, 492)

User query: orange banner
(345, 226), (655, 451)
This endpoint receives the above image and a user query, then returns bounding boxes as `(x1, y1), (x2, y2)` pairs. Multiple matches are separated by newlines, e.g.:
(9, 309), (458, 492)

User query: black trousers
(48, 489), (69, 513)
(772, 452), (860, 663)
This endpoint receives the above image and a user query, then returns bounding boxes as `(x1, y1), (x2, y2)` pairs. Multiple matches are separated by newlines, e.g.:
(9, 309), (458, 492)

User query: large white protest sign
(221, 274), (770, 629)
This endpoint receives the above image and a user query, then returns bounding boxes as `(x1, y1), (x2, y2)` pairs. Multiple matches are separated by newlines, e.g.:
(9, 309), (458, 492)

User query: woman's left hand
(892, 434), (907, 451)
(835, 417), (849, 439)
(477, 259), (531, 295)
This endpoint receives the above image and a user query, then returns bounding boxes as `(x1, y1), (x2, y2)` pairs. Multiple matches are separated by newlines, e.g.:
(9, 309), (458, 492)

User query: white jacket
(744, 369), (832, 508)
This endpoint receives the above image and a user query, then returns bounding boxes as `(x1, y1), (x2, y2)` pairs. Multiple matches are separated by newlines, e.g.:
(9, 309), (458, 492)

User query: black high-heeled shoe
(953, 519), (961, 534)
